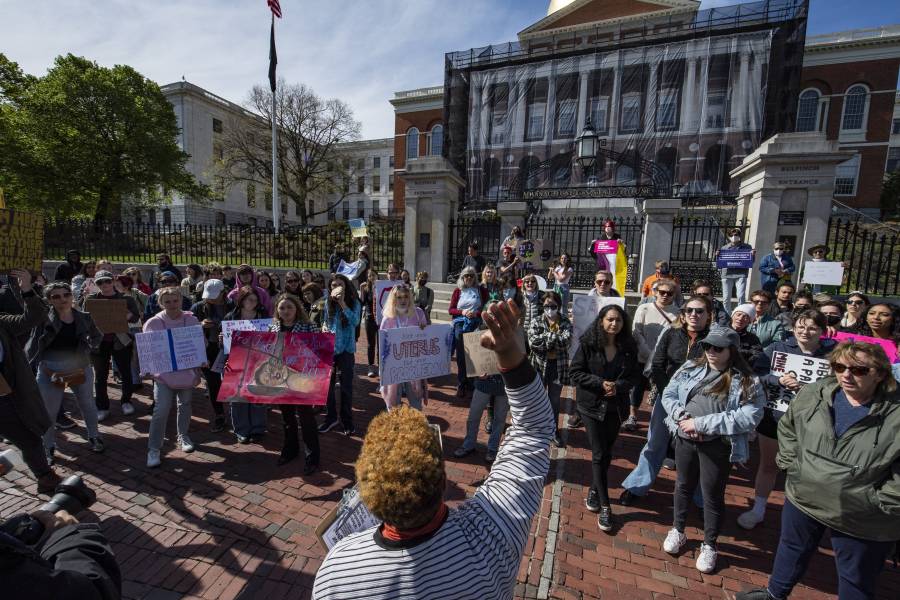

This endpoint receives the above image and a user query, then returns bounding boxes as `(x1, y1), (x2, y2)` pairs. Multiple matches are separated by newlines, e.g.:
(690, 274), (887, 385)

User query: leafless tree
(218, 80), (361, 225)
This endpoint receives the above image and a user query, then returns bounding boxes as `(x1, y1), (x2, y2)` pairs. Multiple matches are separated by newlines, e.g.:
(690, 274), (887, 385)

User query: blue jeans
(231, 402), (267, 436)
(148, 382), (193, 452)
(720, 274), (747, 313)
(621, 399), (669, 496)
(768, 499), (893, 600)
(556, 284), (570, 315)
(461, 389), (509, 452)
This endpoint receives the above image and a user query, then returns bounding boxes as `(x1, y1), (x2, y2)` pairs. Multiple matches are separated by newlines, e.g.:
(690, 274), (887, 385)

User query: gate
(447, 216), (502, 281)
(827, 219), (900, 296)
(670, 216), (749, 295)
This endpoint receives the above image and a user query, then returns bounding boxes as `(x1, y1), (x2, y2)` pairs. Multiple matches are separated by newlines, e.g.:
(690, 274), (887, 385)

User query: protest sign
(136, 325), (207, 375)
(517, 239), (549, 271)
(374, 280), (403, 324)
(463, 329), (526, 377)
(348, 218), (368, 238)
(716, 248), (754, 269)
(570, 294), (626, 358)
(336, 259), (363, 280)
(220, 318), (274, 354)
(592, 239), (618, 255)
(767, 351), (832, 413)
(832, 331), (899, 364)
(379, 324), (453, 386)
(316, 484), (380, 551)
(0, 208), (43, 273)
(219, 331), (334, 405)
(801, 261), (844, 286)
(83, 299), (130, 334)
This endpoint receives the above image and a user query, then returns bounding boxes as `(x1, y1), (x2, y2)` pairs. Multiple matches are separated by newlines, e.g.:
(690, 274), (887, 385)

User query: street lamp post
(575, 119), (599, 185)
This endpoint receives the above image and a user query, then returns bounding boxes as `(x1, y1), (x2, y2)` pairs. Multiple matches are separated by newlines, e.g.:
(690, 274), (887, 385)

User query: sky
(1, 0), (899, 139)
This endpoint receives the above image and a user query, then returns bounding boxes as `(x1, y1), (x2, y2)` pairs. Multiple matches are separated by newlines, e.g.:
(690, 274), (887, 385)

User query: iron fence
(670, 216), (749, 295)
(447, 216), (503, 280)
(43, 219), (405, 272)
(826, 219), (900, 297)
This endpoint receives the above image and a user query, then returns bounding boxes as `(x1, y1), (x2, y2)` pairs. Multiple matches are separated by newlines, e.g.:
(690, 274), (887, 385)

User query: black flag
(268, 20), (277, 92)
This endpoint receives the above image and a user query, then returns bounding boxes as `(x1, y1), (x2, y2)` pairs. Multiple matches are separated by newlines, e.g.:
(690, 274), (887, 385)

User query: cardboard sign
(767, 351), (832, 413)
(0, 209), (43, 273)
(374, 280), (403, 324)
(220, 318), (274, 354)
(136, 325), (207, 375)
(316, 484), (380, 551)
(592, 239), (619, 255)
(219, 331), (334, 405)
(517, 239), (549, 271)
(83, 299), (129, 334)
(379, 324), (453, 385)
(337, 259), (363, 280)
(570, 294), (626, 358)
(463, 329), (526, 377)
(831, 331), (899, 364)
(716, 249), (754, 269)
(348, 218), (368, 238)
(801, 261), (844, 286)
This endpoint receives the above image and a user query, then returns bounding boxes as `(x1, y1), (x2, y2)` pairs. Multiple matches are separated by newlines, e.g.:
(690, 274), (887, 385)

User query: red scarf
(380, 502), (448, 542)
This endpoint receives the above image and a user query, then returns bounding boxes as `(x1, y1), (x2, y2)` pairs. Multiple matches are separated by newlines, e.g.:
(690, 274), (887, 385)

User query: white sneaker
(147, 450), (161, 468)
(663, 528), (687, 554)
(179, 435), (195, 453)
(696, 543), (718, 573)
(737, 509), (765, 530)
(121, 402), (135, 416)
(97, 410), (110, 422)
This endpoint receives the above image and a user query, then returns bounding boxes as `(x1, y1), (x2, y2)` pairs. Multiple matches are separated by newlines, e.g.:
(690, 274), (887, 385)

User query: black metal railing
(447, 216), (503, 281)
(670, 216), (749, 295)
(43, 219), (405, 272)
(826, 219), (900, 297)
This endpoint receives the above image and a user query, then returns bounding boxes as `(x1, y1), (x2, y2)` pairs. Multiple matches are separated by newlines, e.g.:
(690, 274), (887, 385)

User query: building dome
(547, 0), (578, 16)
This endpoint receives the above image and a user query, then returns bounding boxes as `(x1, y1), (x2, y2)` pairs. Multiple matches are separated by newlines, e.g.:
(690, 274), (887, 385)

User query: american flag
(267, 0), (282, 18)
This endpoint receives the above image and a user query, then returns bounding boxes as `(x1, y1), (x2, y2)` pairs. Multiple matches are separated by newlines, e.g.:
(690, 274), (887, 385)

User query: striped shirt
(312, 361), (554, 600)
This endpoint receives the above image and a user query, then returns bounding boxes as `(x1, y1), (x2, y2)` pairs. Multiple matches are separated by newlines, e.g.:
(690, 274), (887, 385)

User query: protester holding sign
(319, 274), (361, 436)
(740, 310), (836, 531)
(499, 225), (526, 257)
(189, 279), (228, 433)
(29, 282), (105, 461)
(527, 291), (571, 448)
(448, 267), (489, 398)
(379, 286), (429, 411)
(738, 341), (900, 600)
(143, 287), (204, 468)
(716, 228), (754, 313)
(223, 286), (270, 443)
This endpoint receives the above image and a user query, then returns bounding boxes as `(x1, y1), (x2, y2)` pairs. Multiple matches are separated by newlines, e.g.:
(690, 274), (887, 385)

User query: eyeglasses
(657, 289), (673, 297)
(524, 280), (537, 285)
(683, 307), (706, 315)
(595, 280), (611, 285)
(752, 299), (770, 305)
(831, 363), (873, 377)
(847, 300), (865, 306)
(702, 344), (725, 353)
(49, 292), (73, 300)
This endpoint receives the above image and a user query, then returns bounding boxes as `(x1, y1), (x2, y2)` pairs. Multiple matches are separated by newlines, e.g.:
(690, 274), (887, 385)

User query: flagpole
(271, 13), (280, 234)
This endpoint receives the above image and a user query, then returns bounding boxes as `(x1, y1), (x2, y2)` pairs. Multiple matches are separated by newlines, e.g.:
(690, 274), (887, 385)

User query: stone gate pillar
(637, 198), (681, 287)
(730, 133), (853, 292)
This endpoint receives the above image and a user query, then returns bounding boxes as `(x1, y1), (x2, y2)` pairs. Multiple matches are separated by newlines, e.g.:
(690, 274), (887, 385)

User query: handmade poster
(0, 208), (43, 273)
(379, 324), (453, 386)
(374, 280), (403, 324)
(716, 249), (754, 269)
(220, 318), (274, 354)
(83, 299), (129, 334)
(767, 351), (832, 413)
(570, 294), (626, 358)
(832, 331), (899, 364)
(336, 259), (363, 280)
(463, 329), (526, 377)
(348, 218), (368, 238)
(219, 331), (334, 405)
(592, 239), (619, 255)
(316, 484), (380, 551)
(516, 239), (548, 271)
(136, 325), (207, 375)
(801, 261), (844, 286)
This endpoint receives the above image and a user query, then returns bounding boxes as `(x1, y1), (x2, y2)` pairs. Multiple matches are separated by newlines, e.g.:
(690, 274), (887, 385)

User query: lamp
(575, 118), (598, 170)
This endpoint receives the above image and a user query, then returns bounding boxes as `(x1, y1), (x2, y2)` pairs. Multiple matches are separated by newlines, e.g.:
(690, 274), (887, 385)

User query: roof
(521, 0), (700, 40)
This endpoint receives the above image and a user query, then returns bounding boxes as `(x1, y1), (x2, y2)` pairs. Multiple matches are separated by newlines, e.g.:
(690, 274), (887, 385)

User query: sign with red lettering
(378, 324), (453, 385)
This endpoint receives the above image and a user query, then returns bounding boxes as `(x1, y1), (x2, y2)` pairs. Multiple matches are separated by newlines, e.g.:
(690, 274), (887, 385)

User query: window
(430, 124), (443, 156)
(841, 85), (869, 131)
(834, 155), (860, 196)
(656, 88), (679, 130)
(406, 128), (419, 160)
(620, 92), (642, 133)
(342, 202), (350, 220)
(147, 209), (156, 224)
(589, 96), (609, 133)
(246, 183), (256, 208)
(886, 147), (900, 173)
(215, 212), (226, 226)
(280, 201), (287, 216)
(356, 200), (365, 218)
(357, 177), (365, 194)
(893, 119), (900, 135)
(264, 190), (273, 210)
(327, 206), (335, 221)
(616, 163), (636, 185)
(389, 155), (395, 168)
(162, 208), (171, 225)
(388, 174), (394, 192)
(796, 89), (821, 132)
(525, 78), (548, 141)
(372, 175), (381, 193)
(488, 84), (509, 145)
(295, 202), (301, 216)
(373, 156), (381, 169)
(705, 92), (727, 129)
(248, 217), (257, 227)
(212, 118), (223, 134)
(357, 157), (365, 171)
(555, 75), (578, 138)
(213, 177), (225, 202)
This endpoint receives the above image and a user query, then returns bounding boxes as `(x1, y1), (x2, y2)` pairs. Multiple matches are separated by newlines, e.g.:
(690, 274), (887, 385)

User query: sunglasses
(847, 300), (865, 306)
(831, 363), (873, 377)
(286, 278), (300, 283)
(524, 280), (537, 285)
(702, 343), (726, 353)
(49, 292), (73, 300)
(544, 304), (559, 310)
(752, 299), (770, 305)
(657, 289), (674, 297)
(463, 274), (474, 278)
(595, 280), (611, 285)
(683, 308), (706, 315)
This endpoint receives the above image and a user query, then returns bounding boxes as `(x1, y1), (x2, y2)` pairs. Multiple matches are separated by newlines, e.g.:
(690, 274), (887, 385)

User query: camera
(0, 475), (96, 545)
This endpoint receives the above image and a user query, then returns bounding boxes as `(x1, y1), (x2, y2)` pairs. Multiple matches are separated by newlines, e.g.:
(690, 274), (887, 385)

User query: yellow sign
(0, 209), (44, 273)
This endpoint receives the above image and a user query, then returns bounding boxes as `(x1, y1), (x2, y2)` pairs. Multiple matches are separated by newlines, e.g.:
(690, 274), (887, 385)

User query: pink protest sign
(831, 332), (899, 364)
(593, 239), (619, 254)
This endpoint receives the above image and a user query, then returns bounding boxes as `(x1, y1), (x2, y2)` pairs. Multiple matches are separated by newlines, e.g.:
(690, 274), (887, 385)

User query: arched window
(841, 85), (869, 131)
(406, 127), (419, 160)
(429, 124), (443, 156)
(796, 89), (821, 132)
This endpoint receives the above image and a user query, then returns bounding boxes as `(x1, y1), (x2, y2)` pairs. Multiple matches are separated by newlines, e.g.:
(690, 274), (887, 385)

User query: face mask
(812, 257), (824, 262)
(773, 249), (783, 256)
(730, 236), (740, 243)
(544, 307), (558, 318)
(825, 314), (841, 326)
(604, 228), (614, 235)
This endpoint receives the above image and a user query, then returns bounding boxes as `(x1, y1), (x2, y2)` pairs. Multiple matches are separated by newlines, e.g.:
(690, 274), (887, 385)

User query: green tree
(0, 53), (207, 220)
(881, 170), (900, 220)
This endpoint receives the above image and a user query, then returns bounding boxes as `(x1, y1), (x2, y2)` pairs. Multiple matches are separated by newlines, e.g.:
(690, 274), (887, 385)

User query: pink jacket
(142, 311), (202, 388)
(379, 307), (428, 409)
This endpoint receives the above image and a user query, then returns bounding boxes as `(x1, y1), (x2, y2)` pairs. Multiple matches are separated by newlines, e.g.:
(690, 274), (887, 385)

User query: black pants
(673, 436), (731, 545)
(202, 367), (223, 416)
(326, 352), (355, 428)
(280, 404), (320, 462)
(365, 317), (378, 366)
(629, 368), (648, 409)
(92, 340), (133, 409)
(0, 397), (50, 478)
(580, 407), (622, 506)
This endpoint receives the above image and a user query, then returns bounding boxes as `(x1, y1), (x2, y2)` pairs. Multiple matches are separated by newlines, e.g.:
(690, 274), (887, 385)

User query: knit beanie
(733, 303), (756, 320)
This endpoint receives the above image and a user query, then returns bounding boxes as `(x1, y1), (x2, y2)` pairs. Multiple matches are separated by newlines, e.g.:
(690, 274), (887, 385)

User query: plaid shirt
(527, 314), (572, 386)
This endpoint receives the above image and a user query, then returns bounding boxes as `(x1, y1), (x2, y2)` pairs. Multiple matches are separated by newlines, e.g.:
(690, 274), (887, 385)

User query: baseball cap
(202, 279), (225, 300)
(699, 326), (740, 349)
(94, 270), (114, 283)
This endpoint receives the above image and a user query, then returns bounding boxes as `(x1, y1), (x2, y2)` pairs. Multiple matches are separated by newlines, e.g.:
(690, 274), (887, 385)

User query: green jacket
(748, 314), (786, 349)
(777, 378), (900, 542)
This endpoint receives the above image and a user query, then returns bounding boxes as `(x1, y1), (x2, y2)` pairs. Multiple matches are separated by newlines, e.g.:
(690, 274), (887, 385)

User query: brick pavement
(1, 340), (898, 600)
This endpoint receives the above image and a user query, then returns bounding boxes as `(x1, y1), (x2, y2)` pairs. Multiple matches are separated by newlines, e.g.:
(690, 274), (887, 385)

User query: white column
(544, 73), (557, 144)
(735, 51), (750, 129)
(609, 52), (622, 137)
(576, 71), (589, 132)
(514, 80), (528, 144)
(506, 70), (517, 146)
(697, 54), (710, 132)
(480, 82), (491, 146)
(644, 61), (658, 133)
(681, 58), (696, 132)
(748, 52), (764, 132)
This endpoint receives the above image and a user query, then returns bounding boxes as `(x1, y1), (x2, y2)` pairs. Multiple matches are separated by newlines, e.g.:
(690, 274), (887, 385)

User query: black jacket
(53, 260), (83, 283)
(1, 292), (52, 436)
(0, 524), (121, 600)
(736, 328), (763, 366)
(650, 326), (709, 391)
(26, 308), (103, 368)
(569, 332), (640, 421)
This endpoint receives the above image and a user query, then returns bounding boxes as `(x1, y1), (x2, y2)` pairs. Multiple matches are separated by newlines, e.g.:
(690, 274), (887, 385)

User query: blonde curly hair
(356, 406), (445, 529)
